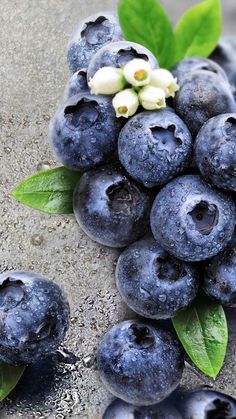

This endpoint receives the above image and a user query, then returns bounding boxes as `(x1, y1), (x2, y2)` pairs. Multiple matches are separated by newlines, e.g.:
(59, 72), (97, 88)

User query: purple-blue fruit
(67, 12), (123, 73)
(151, 175), (235, 262)
(179, 390), (236, 418)
(116, 238), (198, 319)
(64, 68), (89, 100)
(0, 271), (70, 365)
(98, 320), (184, 406)
(210, 36), (236, 87)
(73, 164), (152, 248)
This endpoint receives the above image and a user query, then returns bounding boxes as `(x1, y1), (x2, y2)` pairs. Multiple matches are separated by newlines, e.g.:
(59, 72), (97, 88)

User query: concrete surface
(0, 0), (236, 418)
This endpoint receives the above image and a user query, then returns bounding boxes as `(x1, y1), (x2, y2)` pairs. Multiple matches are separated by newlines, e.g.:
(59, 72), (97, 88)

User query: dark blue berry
(118, 109), (193, 188)
(103, 398), (182, 418)
(116, 238), (198, 319)
(97, 320), (184, 406)
(73, 164), (152, 248)
(49, 93), (122, 171)
(67, 12), (123, 73)
(0, 271), (70, 365)
(173, 57), (228, 86)
(210, 36), (236, 88)
(195, 113), (236, 192)
(64, 69), (89, 100)
(151, 175), (235, 262)
(179, 390), (236, 418)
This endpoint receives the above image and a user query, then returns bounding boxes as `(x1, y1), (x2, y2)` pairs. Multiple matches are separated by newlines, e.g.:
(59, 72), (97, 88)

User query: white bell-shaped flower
(88, 67), (126, 95)
(123, 59), (152, 87)
(112, 88), (139, 118)
(150, 68), (179, 98)
(139, 86), (166, 110)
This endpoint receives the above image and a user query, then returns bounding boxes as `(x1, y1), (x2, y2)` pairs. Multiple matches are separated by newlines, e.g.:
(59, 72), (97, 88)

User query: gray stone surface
(0, 0), (235, 417)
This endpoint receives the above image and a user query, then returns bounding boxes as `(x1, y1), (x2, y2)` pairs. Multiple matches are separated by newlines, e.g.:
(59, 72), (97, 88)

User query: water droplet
(37, 161), (51, 171)
(31, 234), (43, 246)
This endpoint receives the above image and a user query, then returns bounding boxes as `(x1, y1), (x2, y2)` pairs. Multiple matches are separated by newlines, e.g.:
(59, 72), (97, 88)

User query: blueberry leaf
(174, 0), (222, 64)
(118, 0), (175, 69)
(172, 292), (228, 379)
(12, 167), (81, 214)
(0, 363), (25, 401)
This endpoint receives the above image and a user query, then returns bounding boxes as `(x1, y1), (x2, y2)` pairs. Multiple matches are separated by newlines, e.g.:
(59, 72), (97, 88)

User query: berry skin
(73, 164), (152, 248)
(116, 238), (198, 319)
(172, 57), (229, 86)
(174, 70), (236, 136)
(210, 36), (236, 87)
(67, 12), (123, 73)
(195, 113), (236, 192)
(179, 390), (236, 419)
(49, 92), (122, 171)
(87, 41), (159, 81)
(0, 271), (70, 365)
(97, 320), (184, 406)
(103, 398), (182, 419)
(203, 242), (236, 307)
(64, 69), (89, 101)
(151, 175), (235, 262)
(118, 109), (193, 188)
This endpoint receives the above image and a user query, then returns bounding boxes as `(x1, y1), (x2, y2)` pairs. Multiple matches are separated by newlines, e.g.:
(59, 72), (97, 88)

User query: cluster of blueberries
(48, 11), (236, 415)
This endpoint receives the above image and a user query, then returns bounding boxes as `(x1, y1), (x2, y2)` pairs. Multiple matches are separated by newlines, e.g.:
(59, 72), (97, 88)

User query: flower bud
(139, 86), (166, 110)
(88, 67), (126, 95)
(112, 89), (139, 118)
(123, 59), (152, 87)
(150, 68), (179, 98)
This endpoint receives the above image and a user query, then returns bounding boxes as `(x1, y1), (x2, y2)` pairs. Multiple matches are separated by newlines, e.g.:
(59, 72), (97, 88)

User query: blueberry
(151, 175), (235, 262)
(67, 12), (123, 73)
(172, 57), (228, 86)
(195, 113), (236, 192)
(0, 271), (70, 365)
(49, 93), (122, 171)
(97, 320), (184, 406)
(87, 41), (159, 81)
(64, 68), (89, 101)
(118, 109), (193, 188)
(210, 36), (236, 87)
(73, 164), (152, 248)
(203, 241), (236, 306)
(174, 70), (236, 136)
(116, 237), (198, 319)
(103, 398), (182, 418)
(179, 390), (236, 418)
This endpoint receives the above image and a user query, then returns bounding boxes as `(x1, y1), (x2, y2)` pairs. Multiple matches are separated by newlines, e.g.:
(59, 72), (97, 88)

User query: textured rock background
(0, 0), (235, 417)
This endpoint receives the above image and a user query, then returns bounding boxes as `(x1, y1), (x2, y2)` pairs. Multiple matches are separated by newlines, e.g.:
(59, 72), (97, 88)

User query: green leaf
(0, 363), (25, 401)
(172, 292), (228, 379)
(12, 167), (81, 214)
(174, 0), (221, 64)
(118, 0), (175, 69)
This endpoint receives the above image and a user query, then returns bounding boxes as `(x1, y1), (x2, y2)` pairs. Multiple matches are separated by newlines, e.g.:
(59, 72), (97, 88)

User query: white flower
(123, 59), (152, 87)
(112, 89), (139, 118)
(139, 86), (166, 110)
(88, 67), (126, 95)
(150, 69), (179, 98)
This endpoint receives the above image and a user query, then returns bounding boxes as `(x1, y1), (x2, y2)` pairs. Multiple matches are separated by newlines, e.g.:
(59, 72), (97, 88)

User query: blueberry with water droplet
(116, 238), (198, 319)
(0, 271), (70, 365)
(64, 68), (89, 100)
(210, 36), (236, 87)
(195, 113), (236, 192)
(98, 320), (184, 406)
(118, 109), (193, 188)
(179, 390), (236, 418)
(49, 92), (122, 171)
(103, 397), (182, 418)
(151, 175), (235, 261)
(73, 164), (152, 248)
(67, 12), (123, 73)
(87, 40), (159, 81)
(203, 240), (236, 306)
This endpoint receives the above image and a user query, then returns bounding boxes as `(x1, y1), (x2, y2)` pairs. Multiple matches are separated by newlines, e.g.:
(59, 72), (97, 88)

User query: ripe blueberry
(67, 12), (123, 73)
(103, 398), (182, 418)
(195, 113), (236, 192)
(0, 271), (70, 365)
(64, 68), (89, 101)
(210, 36), (236, 87)
(49, 92), (122, 171)
(73, 164), (152, 248)
(151, 175), (235, 262)
(118, 109), (193, 188)
(97, 320), (184, 406)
